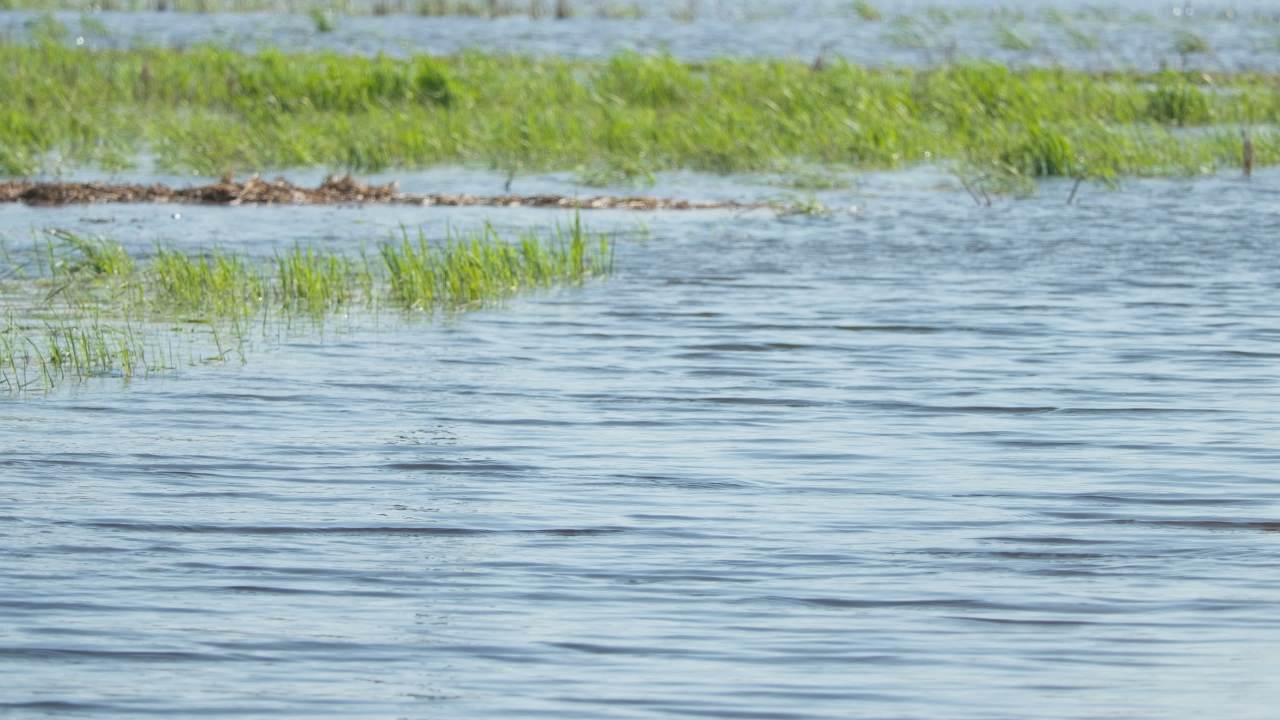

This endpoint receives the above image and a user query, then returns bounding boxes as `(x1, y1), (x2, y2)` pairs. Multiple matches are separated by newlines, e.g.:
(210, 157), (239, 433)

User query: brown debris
(0, 174), (758, 211)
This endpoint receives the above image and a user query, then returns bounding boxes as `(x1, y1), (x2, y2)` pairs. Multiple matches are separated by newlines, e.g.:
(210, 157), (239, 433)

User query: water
(8, 0), (1280, 70)
(2, 169), (1279, 717)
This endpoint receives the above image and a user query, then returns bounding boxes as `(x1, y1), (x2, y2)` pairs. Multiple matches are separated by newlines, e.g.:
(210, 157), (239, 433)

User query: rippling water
(6, 0), (1280, 70)
(3, 170), (1280, 717)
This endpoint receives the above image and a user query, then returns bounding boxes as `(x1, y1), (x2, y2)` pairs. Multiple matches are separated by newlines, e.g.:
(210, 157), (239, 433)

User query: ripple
(69, 521), (631, 537)
(4, 170), (1280, 719)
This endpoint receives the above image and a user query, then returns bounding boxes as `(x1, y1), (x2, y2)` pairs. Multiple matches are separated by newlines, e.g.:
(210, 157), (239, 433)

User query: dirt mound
(0, 174), (755, 211)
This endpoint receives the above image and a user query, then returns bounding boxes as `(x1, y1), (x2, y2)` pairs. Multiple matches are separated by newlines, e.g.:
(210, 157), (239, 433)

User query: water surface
(2, 170), (1279, 717)
(8, 0), (1280, 70)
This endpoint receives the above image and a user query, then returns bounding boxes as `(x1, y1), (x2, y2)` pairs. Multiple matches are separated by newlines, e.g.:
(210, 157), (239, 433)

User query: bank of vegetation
(1, 39), (1277, 184)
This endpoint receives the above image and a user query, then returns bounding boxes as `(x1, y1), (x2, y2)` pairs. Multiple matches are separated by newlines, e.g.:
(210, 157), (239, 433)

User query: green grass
(851, 1), (881, 22)
(0, 315), (155, 391)
(1062, 24), (1100, 51)
(0, 221), (612, 391)
(46, 228), (135, 277)
(384, 218), (609, 309)
(1173, 29), (1211, 57)
(1145, 74), (1211, 125)
(308, 6), (337, 31)
(150, 247), (267, 319)
(994, 25), (1035, 52)
(2, 41), (1279, 180)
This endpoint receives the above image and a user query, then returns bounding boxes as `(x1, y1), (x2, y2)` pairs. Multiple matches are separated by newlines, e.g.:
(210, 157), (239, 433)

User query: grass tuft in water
(151, 247), (265, 319)
(275, 245), (369, 313)
(48, 229), (135, 278)
(381, 215), (610, 310)
(308, 7), (338, 32)
(851, 1), (881, 22)
(994, 25), (1035, 52)
(0, 222), (612, 392)
(1173, 29), (1211, 58)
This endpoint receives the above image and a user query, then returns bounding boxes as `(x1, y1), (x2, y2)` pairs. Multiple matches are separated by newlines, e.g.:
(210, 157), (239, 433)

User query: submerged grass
(0, 221), (611, 392)
(0, 316), (154, 392)
(382, 217), (608, 309)
(3, 42), (1280, 180)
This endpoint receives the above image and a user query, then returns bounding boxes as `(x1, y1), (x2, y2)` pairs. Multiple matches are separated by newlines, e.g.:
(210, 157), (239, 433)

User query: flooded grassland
(2, 4), (1280, 719)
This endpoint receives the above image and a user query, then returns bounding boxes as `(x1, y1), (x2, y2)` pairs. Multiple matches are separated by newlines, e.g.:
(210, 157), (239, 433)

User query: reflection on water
(2, 170), (1279, 717)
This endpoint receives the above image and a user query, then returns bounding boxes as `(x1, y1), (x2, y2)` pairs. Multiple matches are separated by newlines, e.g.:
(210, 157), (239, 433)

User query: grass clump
(47, 229), (135, 278)
(994, 25), (1035, 52)
(0, 317), (153, 391)
(851, 1), (881, 22)
(1173, 29), (1211, 57)
(415, 0), (495, 17)
(381, 217), (610, 309)
(1145, 75), (1211, 125)
(151, 248), (265, 319)
(598, 51), (692, 106)
(1063, 24), (1100, 51)
(309, 7), (338, 32)
(224, 49), (455, 112)
(999, 122), (1075, 177)
(276, 245), (371, 313)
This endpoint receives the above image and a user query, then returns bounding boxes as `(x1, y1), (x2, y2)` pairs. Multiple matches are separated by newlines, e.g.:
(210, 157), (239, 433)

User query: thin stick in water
(1066, 176), (1084, 205)
(1242, 129), (1254, 179)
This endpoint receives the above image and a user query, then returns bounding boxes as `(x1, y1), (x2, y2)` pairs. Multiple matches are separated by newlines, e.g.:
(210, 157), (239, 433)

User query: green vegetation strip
(3, 41), (1279, 182)
(0, 220), (611, 391)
